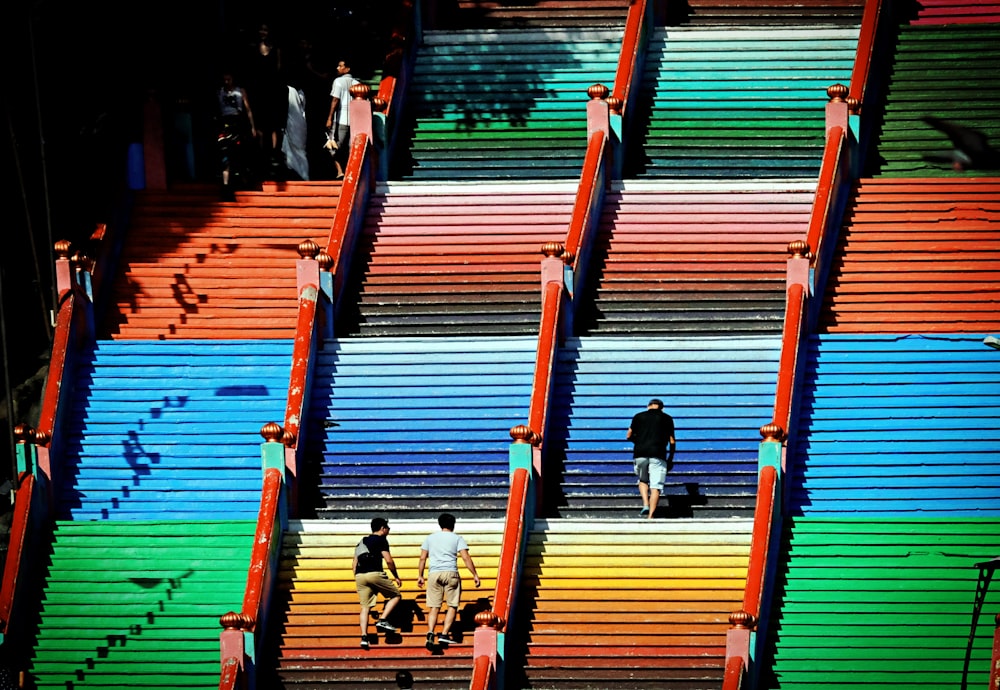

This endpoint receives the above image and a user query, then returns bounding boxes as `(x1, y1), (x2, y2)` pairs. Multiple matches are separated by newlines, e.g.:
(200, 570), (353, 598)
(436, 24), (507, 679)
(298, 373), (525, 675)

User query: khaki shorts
(426, 571), (462, 609)
(355, 571), (400, 608)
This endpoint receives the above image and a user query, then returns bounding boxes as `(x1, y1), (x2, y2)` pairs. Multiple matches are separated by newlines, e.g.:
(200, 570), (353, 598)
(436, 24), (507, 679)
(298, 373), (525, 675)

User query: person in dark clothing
(353, 516), (402, 648)
(627, 398), (676, 519)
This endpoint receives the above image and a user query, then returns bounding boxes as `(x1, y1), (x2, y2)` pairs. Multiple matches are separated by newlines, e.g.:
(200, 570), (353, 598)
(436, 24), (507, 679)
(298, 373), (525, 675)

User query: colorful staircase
(303, 336), (536, 519)
(26, 520), (253, 688)
(509, 519), (752, 690)
(820, 177), (1000, 333)
(665, 0), (864, 26)
(105, 182), (338, 339)
(625, 27), (858, 179)
(581, 183), (814, 333)
(545, 335), (781, 519)
(868, 20), (1000, 176)
(440, 0), (630, 29)
(394, 28), (622, 180)
(764, 334), (1000, 688)
(264, 519), (501, 688)
(338, 183), (577, 336)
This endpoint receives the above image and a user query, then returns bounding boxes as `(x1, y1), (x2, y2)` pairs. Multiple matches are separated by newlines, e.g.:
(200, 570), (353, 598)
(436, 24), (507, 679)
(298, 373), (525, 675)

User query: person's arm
(326, 96), (340, 129)
(239, 88), (257, 137)
(459, 549), (480, 587)
(416, 548), (428, 588)
(626, 426), (633, 441)
(382, 550), (402, 585)
(351, 554), (357, 574)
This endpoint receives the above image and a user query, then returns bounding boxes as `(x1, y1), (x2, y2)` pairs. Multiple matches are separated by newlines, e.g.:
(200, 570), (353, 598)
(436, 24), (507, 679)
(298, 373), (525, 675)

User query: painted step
(104, 182), (338, 339)
(582, 182), (814, 333)
(57, 339), (292, 520)
(626, 27), (858, 179)
(263, 519), (501, 688)
(788, 334), (1000, 516)
(395, 29), (622, 180)
(820, 178), (1000, 332)
(305, 337), (536, 519)
(339, 182), (577, 336)
(509, 518), (752, 690)
(545, 335), (781, 519)
(439, 0), (629, 29)
(27, 520), (253, 689)
(763, 517), (1000, 689)
(665, 0), (864, 26)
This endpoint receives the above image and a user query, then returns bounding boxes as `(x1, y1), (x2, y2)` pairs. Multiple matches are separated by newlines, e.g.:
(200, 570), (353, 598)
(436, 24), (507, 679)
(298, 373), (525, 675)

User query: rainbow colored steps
(105, 181), (337, 339)
(509, 519), (751, 690)
(546, 335), (780, 519)
(304, 337), (536, 519)
(339, 183), (576, 336)
(582, 183), (814, 333)
(625, 27), (858, 179)
(395, 29), (622, 180)
(820, 178), (1000, 333)
(264, 519), (501, 689)
(26, 520), (252, 689)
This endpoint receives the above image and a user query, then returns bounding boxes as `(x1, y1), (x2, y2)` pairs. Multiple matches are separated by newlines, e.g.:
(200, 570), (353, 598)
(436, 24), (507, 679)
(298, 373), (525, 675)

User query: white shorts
(634, 456), (667, 492)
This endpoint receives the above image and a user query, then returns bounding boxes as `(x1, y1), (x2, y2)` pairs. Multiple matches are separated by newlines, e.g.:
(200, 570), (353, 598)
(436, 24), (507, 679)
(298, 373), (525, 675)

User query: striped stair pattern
(788, 333), (1000, 516)
(105, 181), (337, 339)
(763, 518), (1000, 689)
(441, 0), (629, 29)
(509, 518), (752, 690)
(58, 339), (292, 520)
(820, 178), (1000, 333)
(908, 0), (1000, 25)
(27, 520), (253, 689)
(394, 29), (622, 180)
(869, 22), (1000, 177)
(338, 183), (577, 336)
(581, 183), (814, 334)
(625, 27), (858, 179)
(545, 336), (781, 519)
(264, 519), (501, 689)
(304, 337), (536, 519)
(665, 0), (864, 26)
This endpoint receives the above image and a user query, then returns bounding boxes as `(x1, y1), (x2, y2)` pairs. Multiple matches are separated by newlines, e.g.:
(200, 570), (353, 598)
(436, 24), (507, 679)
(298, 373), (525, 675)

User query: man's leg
(647, 488), (660, 519)
(441, 605), (458, 636)
(380, 594), (401, 622)
(427, 605), (440, 634)
(359, 605), (370, 637)
(638, 480), (649, 508)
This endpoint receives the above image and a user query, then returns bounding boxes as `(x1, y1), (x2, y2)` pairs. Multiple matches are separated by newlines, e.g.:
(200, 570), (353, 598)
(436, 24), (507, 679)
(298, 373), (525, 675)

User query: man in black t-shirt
(353, 516), (403, 648)
(627, 398), (676, 519)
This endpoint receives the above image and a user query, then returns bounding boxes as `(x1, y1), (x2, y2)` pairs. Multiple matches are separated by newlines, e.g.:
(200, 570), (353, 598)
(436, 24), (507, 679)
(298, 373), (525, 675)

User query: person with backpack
(353, 516), (402, 649)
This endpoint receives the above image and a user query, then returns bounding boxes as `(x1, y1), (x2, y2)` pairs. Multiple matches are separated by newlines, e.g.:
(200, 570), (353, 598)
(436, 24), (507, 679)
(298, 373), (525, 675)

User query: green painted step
(762, 517), (1000, 689)
(27, 520), (254, 690)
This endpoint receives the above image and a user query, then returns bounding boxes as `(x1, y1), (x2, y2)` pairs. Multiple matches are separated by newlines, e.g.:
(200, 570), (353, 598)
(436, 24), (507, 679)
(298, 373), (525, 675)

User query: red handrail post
(991, 612), (1000, 690)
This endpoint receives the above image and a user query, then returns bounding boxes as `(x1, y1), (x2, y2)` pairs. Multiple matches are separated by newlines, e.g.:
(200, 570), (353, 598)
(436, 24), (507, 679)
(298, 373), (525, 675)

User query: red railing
(492, 467), (530, 625)
(848, 0), (886, 107)
(805, 125), (847, 266)
(741, 464), (778, 620)
(527, 281), (565, 440)
(326, 132), (372, 306)
(374, 1), (416, 152)
(772, 283), (806, 434)
(564, 131), (608, 277)
(470, 654), (495, 690)
(0, 471), (35, 637)
(611, 0), (650, 118)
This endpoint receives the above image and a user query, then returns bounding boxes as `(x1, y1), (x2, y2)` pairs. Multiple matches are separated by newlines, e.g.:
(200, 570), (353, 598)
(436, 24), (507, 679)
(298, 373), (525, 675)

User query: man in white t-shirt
(324, 59), (358, 178)
(417, 513), (481, 649)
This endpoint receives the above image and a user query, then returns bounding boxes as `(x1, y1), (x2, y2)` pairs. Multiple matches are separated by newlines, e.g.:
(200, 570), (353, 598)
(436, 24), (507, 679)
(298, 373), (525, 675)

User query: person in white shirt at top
(324, 58), (358, 179)
(417, 512), (481, 649)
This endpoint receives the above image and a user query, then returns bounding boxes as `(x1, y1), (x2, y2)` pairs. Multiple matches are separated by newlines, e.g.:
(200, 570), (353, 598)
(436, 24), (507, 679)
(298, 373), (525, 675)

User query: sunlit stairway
(264, 519), (502, 689)
(820, 178), (1000, 333)
(624, 26), (858, 179)
(301, 336), (536, 520)
(439, 0), (631, 29)
(104, 181), (339, 339)
(337, 183), (577, 336)
(393, 27), (622, 180)
(580, 183), (814, 333)
(508, 519), (752, 690)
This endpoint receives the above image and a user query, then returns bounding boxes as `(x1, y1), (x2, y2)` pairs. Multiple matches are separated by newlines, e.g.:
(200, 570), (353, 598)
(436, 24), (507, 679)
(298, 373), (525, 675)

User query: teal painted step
(59, 340), (292, 520)
(872, 23), (1000, 176)
(27, 520), (253, 689)
(627, 27), (859, 179)
(762, 517), (1000, 689)
(394, 29), (622, 180)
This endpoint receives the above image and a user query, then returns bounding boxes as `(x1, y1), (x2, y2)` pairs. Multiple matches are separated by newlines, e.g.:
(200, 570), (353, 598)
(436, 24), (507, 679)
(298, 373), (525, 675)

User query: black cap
(648, 398), (663, 408)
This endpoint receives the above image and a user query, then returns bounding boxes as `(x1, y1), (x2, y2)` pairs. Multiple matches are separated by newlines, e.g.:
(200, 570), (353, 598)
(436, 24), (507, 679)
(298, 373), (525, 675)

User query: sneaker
(375, 619), (398, 633)
(360, 636), (370, 650)
(639, 506), (649, 517)
(437, 632), (455, 646)
(425, 632), (436, 650)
